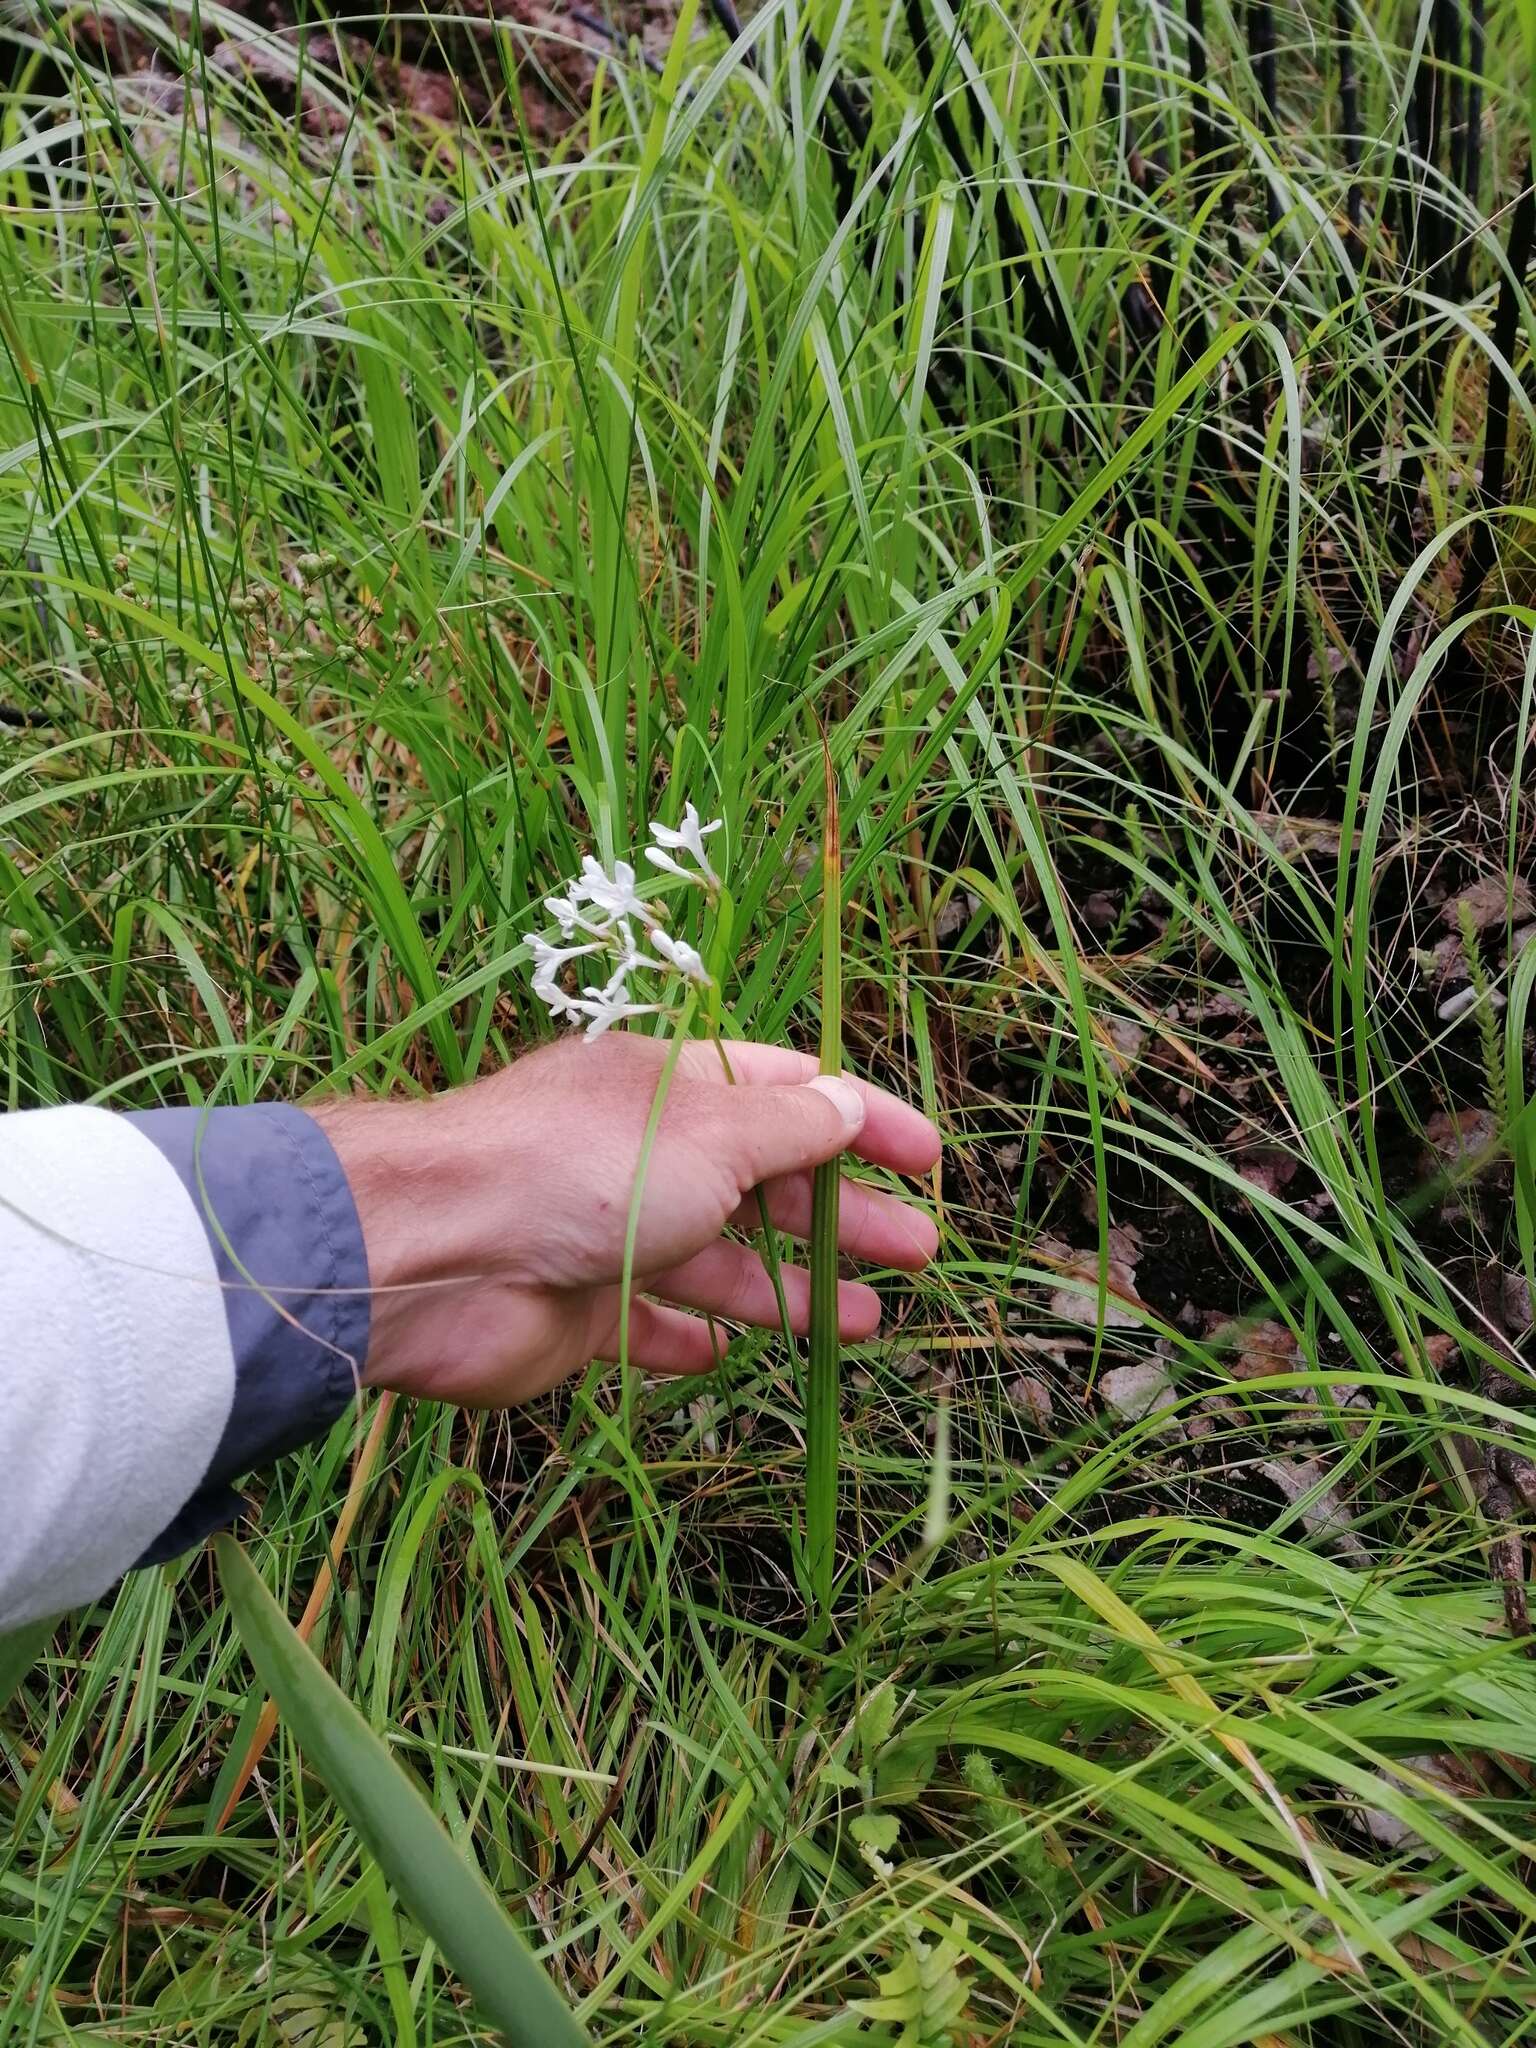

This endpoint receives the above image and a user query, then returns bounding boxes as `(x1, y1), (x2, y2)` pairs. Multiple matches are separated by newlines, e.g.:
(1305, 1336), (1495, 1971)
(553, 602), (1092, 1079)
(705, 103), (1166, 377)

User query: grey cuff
(127, 1104), (371, 1562)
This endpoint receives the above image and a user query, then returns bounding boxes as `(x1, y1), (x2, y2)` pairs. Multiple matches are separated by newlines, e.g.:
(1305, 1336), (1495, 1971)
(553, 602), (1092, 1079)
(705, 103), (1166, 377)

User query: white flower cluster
(531, 806), (723, 1039)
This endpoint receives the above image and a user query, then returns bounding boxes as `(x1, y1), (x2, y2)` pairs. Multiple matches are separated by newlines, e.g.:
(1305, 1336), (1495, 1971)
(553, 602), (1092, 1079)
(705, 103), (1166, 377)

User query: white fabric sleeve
(0, 1106), (236, 1630)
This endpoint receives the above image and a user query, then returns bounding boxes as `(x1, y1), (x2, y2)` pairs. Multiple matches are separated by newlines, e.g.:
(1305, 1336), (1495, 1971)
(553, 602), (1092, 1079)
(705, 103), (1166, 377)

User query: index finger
(678, 1038), (941, 1177)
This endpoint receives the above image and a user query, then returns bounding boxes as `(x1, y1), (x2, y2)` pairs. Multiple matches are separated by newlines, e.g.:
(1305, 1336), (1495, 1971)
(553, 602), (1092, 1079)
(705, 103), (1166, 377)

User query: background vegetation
(3, 0), (1536, 2037)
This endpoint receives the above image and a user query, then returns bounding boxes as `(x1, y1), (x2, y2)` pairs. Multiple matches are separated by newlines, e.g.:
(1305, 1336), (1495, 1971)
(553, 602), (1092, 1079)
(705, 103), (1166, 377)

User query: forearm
(0, 1107), (234, 1629)
(0, 1103), (369, 1629)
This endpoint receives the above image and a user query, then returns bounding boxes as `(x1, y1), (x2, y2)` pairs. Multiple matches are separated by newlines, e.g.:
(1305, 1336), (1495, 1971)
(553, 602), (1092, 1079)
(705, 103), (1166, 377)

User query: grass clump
(3, 0), (1536, 2039)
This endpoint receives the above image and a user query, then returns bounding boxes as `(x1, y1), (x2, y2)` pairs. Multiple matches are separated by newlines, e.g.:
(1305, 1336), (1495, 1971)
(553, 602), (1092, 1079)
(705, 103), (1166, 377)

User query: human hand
(313, 1034), (941, 1408)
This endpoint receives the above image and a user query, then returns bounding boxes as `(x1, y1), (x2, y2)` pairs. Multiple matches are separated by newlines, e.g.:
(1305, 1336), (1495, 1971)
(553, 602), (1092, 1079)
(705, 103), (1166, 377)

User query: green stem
(806, 1154), (842, 1619)
(806, 734), (844, 1627)
(712, 1030), (796, 1438)
(619, 996), (697, 1439)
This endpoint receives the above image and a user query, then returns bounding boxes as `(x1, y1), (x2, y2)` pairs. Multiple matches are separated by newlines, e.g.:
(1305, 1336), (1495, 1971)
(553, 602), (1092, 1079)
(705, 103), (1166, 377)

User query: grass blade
(212, 1390), (397, 1831)
(806, 734), (844, 1627)
(0, 1618), (51, 1714)
(213, 1536), (587, 2047)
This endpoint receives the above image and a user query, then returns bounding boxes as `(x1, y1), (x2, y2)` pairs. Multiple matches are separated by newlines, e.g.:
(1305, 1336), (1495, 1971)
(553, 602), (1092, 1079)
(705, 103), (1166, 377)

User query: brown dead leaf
(1185, 1393), (1245, 1441)
(1397, 1933), (1492, 1983)
(1106, 1017), (1146, 1076)
(1006, 1376), (1054, 1430)
(1352, 1753), (1484, 1855)
(1083, 890), (1119, 929)
(1259, 1455), (1370, 1565)
(1227, 1318), (1302, 1380)
(1502, 1267), (1535, 1337)
(1428, 929), (1465, 983)
(1422, 1106), (1499, 1173)
(1420, 1110), (1507, 1223)
(1252, 811), (1344, 859)
(1100, 1362), (1177, 1424)
(1236, 1149), (1300, 1200)
(1441, 873), (1535, 931)
(1035, 1231), (1147, 1330)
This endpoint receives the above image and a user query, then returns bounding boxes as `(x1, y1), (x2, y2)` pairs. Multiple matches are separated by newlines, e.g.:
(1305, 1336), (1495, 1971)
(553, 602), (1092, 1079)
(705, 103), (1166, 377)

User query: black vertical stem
(1186, 0), (1218, 187)
(803, 27), (873, 157)
(1425, 0), (1457, 279)
(1396, 0), (1465, 546)
(1452, 0), (1485, 299)
(1454, 165), (1536, 616)
(901, 0), (1077, 377)
(1337, 0), (1362, 235)
(1249, 0), (1280, 235)
(1185, 0), (1267, 418)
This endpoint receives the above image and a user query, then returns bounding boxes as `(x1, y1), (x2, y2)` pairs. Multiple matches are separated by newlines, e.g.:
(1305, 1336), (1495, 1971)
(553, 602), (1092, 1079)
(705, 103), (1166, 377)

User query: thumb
(722, 1075), (867, 1185)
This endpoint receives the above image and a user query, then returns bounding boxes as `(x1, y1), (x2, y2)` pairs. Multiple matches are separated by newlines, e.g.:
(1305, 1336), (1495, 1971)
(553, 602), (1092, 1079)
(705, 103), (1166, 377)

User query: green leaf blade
(214, 1537), (587, 2048)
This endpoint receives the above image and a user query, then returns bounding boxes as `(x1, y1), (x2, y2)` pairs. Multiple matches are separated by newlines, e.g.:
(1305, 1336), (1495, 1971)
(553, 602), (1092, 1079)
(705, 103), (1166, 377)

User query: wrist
(310, 1094), (501, 1384)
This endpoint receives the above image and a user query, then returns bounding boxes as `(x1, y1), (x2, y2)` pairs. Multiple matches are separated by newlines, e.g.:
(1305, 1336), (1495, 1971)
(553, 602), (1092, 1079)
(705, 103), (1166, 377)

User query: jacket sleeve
(0, 1103), (371, 1631)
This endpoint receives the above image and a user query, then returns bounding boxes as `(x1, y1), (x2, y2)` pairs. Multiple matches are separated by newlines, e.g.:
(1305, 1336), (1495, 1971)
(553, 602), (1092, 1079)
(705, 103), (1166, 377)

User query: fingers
(652, 1241), (883, 1341)
(604, 1296), (724, 1377)
(678, 1040), (941, 1176)
(595, 1264), (881, 1379)
(707, 1073), (871, 1186)
(731, 1173), (939, 1270)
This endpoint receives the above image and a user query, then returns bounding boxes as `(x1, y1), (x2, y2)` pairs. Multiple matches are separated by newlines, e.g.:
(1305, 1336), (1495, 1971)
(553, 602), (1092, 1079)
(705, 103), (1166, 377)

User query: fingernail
(808, 1074), (866, 1135)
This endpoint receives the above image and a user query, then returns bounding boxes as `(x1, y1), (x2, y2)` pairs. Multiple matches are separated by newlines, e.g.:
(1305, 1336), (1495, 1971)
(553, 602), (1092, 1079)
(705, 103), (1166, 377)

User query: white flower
(645, 845), (698, 888)
(530, 823), (722, 1039)
(608, 918), (658, 976)
(650, 929), (712, 987)
(572, 979), (664, 1039)
(544, 891), (584, 936)
(645, 804), (723, 889)
(544, 889), (621, 943)
(572, 855), (661, 926)
(529, 933), (605, 979)
(533, 973), (581, 1021)
(594, 958), (632, 1003)
(528, 933), (610, 1023)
